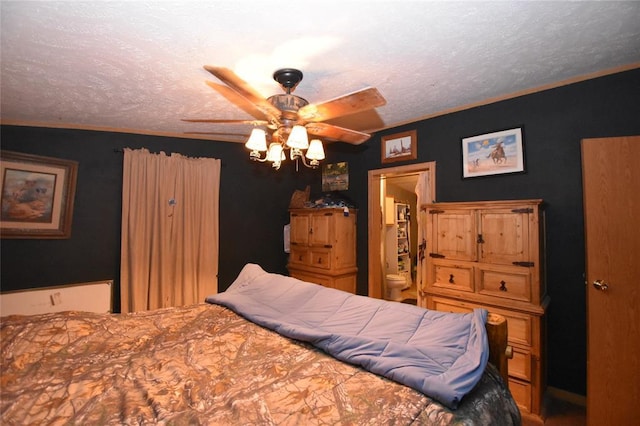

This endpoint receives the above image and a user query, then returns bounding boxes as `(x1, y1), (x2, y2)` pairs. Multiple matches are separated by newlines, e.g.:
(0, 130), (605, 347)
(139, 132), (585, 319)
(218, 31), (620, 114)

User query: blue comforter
(206, 264), (489, 409)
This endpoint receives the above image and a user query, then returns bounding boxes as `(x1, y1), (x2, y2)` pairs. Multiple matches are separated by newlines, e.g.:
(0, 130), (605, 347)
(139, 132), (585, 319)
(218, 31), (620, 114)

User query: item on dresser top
(309, 192), (355, 209)
(289, 185), (310, 208)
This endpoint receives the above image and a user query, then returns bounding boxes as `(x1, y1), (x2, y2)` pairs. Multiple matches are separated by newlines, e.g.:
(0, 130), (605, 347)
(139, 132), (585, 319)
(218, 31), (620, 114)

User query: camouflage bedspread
(1, 304), (520, 425)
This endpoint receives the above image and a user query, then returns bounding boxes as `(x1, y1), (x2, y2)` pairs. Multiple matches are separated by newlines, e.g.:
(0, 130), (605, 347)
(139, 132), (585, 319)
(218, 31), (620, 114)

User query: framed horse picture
(461, 127), (525, 178)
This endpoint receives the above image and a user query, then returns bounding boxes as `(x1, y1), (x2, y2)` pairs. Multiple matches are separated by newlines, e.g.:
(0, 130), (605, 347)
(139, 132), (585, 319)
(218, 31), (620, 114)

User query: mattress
(1, 269), (520, 425)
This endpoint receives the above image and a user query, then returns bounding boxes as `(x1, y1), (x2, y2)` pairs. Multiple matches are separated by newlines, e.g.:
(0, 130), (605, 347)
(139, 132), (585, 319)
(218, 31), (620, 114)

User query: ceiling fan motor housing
(268, 94), (308, 116)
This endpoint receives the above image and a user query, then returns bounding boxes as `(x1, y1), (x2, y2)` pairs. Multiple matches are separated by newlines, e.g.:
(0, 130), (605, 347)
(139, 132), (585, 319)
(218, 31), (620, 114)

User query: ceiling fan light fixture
(266, 142), (286, 169)
(306, 139), (325, 161)
(194, 65), (384, 170)
(285, 125), (309, 150)
(245, 128), (268, 152)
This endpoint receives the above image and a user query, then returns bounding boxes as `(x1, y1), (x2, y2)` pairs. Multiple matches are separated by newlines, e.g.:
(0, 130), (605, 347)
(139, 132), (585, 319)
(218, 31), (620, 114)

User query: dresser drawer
(508, 378), (532, 412)
(477, 266), (531, 302)
(508, 346), (532, 381)
(289, 248), (310, 266)
(289, 248), (331, 270)
(484, 305), (533, 347)
(290, 271), (332, 288)
(429, 297), (473, 314)
(309, 249), (331, 270)
(289, 271), (356, 294)
(427, 296), (533, 347)
(431, 261), (474, 293)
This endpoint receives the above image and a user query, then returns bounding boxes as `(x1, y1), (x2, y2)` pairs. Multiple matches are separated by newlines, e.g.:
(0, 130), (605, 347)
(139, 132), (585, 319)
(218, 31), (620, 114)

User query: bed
(1, 264), (520, 425)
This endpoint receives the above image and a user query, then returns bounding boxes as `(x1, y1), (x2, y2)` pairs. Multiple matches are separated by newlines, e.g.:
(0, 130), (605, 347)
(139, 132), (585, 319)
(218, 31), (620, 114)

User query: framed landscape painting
(381, 130), (417, 164)
(461, 127), (525, 178)
(1, 151), (78, 239)
(322, 162), (349, 192)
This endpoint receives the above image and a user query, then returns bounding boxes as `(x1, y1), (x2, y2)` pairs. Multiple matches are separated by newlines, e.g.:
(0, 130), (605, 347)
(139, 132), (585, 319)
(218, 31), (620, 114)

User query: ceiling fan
(183, 66), (387, 169)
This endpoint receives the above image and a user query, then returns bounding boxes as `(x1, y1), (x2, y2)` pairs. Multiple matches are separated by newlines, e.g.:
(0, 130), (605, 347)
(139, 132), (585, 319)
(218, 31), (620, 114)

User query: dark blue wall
(318, 68), (640, 397)
(2, 68), (639, 397)
(0, 128), (319, 309)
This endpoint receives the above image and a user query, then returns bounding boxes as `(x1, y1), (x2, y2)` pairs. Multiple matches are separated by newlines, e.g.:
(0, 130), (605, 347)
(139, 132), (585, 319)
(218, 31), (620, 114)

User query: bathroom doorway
(367, 162), (436, 304)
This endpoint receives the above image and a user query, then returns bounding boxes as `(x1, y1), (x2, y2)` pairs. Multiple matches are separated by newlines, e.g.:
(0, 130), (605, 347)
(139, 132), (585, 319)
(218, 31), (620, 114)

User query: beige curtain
(120, 148), (221, 312)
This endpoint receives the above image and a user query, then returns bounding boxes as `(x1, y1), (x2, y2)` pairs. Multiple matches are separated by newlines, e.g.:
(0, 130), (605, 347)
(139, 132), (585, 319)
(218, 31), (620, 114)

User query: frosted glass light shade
(245, 128), (267, 151)
(285, 125), (309, 149)
(306, 139), (325, 160)
(266, 143), (285, 162)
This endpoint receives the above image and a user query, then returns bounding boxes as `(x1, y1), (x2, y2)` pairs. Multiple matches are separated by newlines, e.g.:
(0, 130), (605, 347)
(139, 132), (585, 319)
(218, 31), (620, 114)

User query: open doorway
(367, 162), (436, 304)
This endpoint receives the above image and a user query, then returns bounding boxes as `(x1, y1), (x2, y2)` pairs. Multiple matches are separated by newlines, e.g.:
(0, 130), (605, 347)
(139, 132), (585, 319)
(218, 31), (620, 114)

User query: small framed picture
(322, 162), (349, 191)
(1, 151), (78, 238)
(381, 130), (417, 164)
(461, 127), (525, 178)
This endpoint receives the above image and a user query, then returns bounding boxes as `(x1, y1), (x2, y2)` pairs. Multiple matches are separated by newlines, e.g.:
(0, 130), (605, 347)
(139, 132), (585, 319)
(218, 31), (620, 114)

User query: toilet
(385, 274), (406, 301)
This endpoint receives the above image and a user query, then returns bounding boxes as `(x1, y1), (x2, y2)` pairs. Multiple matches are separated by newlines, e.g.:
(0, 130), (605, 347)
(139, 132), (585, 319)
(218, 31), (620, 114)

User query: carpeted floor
(522, 394), (586, 425)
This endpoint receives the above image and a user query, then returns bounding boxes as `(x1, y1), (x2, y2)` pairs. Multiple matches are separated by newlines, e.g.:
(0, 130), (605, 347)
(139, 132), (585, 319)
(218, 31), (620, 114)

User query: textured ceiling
(1, 1), (639, 144)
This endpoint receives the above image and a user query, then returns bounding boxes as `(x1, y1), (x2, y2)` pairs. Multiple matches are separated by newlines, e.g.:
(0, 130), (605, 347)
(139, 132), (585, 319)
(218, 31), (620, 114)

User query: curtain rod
(113, 148), (225, 166)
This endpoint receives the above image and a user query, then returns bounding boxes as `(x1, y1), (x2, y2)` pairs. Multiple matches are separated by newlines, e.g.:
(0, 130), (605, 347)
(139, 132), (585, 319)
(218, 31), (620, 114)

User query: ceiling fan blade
(205, 81), (268, 120)
(325, 109), (385, 132)
(305, 122), (372, 145)
(182, 118), (269, 125)
(204, 66), (281, 120)
(298, 87), (386, 122)
(185, 131), (250, 136)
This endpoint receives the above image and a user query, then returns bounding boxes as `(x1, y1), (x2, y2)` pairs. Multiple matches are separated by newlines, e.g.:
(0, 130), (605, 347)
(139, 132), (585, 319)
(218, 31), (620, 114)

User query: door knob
(592, 279), (609, 291)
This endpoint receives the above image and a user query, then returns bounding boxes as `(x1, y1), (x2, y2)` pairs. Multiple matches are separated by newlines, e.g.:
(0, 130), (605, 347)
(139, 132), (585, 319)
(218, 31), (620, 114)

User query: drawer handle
(449, 274), (455, 284)
(499, 280), (507, 291)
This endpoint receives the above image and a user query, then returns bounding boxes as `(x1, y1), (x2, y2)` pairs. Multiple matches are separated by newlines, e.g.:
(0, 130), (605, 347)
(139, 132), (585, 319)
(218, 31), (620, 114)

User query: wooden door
(309, 212), (332, 246)
(582, 136), (640, 424)
(290, 213), (310, 245)
(479, 208), (530, 266)
(428, 209), (477, 261)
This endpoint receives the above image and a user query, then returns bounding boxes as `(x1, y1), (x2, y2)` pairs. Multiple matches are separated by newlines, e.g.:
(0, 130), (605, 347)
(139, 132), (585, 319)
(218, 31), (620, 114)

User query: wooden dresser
(287, 208), (357, 294)
(420, 199), (548, 419)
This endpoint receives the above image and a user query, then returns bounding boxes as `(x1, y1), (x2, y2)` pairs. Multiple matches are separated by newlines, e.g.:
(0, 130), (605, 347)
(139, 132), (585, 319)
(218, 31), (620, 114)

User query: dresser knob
(499, 280), (507, 291)
(449, 274), (455, 284)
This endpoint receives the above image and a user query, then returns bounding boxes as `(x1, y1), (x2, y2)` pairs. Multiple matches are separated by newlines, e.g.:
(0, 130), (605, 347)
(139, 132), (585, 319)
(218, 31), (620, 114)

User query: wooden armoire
(420, 199), (548, 420)
(287, 208), (357, 294)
